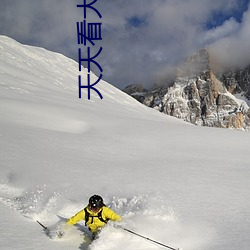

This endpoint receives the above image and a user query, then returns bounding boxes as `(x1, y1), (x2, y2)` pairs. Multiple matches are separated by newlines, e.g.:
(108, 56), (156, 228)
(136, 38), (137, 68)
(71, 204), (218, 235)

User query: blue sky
(126, 15), (148, 28)
(0, 0), (249, 89)
(206, 0), (249, 28)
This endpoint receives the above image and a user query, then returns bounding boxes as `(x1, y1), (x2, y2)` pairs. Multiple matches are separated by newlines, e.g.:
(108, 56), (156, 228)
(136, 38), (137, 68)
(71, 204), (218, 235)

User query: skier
(66, 194), (121, 239)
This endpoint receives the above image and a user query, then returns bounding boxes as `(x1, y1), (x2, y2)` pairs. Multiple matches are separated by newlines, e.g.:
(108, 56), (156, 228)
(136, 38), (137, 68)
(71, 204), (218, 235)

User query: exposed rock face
(123, 49), (250, 130)
(217, 66), (250, 99)
(123, 84), (147, 103)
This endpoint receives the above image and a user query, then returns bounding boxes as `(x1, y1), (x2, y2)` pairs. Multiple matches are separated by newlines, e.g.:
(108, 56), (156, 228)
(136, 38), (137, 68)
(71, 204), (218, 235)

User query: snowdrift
(0, 36), (250, 250)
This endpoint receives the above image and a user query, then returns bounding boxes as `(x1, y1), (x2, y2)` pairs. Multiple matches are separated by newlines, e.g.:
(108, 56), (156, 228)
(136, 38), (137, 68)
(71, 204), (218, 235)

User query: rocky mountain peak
(177, 48), (210, 78)
(123, 49), (250, 130)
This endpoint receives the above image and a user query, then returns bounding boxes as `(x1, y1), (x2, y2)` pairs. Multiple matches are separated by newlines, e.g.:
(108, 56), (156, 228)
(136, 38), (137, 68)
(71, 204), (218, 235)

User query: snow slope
(0, 35), (250, 250)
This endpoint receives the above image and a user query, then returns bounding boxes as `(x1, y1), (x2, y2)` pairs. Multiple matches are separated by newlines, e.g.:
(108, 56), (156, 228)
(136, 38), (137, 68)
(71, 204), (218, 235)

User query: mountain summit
(124, 49), (250, 130)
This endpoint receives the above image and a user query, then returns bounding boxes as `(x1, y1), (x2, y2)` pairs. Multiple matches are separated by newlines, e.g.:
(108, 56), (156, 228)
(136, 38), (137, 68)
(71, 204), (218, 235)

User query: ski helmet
(89, 195), (104, 210)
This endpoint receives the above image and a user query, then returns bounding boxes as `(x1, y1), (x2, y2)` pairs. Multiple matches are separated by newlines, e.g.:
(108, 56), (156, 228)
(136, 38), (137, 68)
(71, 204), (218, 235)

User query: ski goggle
(90, 204), (101, 211)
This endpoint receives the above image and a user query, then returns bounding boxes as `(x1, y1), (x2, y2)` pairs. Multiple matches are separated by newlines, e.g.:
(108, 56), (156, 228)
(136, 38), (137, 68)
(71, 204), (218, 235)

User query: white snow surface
(0, 35), (250, 250)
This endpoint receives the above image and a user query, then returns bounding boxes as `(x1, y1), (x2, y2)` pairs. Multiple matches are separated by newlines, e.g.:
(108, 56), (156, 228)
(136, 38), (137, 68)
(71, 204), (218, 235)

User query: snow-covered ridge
(0, 35), (155, 134)
(0, 35), (146, 107)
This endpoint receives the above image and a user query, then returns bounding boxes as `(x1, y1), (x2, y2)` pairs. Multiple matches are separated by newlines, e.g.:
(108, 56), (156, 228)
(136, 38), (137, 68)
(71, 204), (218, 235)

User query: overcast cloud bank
(0, 0), (249, 88)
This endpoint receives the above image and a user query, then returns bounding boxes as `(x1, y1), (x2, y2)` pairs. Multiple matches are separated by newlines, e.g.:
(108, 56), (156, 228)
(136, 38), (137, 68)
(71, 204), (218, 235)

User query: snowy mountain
(1, 36), (250, 250)
(124, 49), (250, 130)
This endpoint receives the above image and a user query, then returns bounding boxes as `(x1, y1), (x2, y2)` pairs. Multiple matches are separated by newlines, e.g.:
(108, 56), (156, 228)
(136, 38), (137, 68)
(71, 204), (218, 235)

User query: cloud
(200, 18), (240, 45)
(0, 0), (249, 89)
(209, 3), (250, 69)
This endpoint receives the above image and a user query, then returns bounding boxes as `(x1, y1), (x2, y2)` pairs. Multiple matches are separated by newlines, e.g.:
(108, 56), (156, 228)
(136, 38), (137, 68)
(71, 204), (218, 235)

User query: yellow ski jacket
(67, 206), (121, 233)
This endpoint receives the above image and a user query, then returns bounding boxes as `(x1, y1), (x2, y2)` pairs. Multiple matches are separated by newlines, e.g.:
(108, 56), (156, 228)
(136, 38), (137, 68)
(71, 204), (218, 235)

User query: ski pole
(37, 220), (48, 231)
(122, 227), (180, 250)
